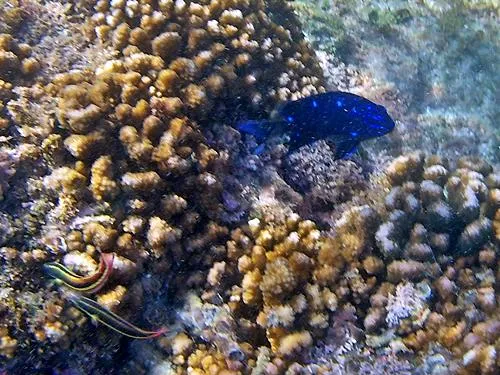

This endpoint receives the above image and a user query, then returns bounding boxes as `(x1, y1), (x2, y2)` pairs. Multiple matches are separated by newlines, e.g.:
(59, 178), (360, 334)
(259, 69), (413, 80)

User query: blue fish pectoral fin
(329, 139), (360, 159)
(237, 119), (285, 143)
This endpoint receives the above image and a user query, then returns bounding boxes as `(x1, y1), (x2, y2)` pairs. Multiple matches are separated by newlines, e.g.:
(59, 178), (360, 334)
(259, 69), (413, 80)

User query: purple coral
(283, 140), (368, 225)
(0, 147), (18, 199)
(385, 281), (431, 328)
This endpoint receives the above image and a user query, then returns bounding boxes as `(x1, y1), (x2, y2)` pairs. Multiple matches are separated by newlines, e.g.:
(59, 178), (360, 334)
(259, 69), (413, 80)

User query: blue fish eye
(312, 100), (318, 108)
(287, 116), (294, 122)
(336, 100), (343, 107)
(351, 131), (358, 137)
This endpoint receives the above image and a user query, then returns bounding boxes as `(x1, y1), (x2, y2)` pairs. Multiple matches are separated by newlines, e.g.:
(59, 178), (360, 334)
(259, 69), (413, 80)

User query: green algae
(367, 7), (412, 34)
(292, 0), (350, 56)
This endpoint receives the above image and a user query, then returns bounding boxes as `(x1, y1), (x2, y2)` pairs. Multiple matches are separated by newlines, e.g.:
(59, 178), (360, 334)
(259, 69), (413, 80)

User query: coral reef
(0, 0), (327, 372)
(182, 205), (381, 371)
(170, 153), (499, 373)
(0, 0), (498, 374)
(365, 153), (499, 374)
(377, 152), (496, 265)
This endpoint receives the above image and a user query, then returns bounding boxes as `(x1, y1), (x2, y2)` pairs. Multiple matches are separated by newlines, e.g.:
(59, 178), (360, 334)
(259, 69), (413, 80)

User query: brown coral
(0, 0), (326, 371)
(198, 206), (386, 368)
(3, 0), (497, 374)
(365, 153), (500, 374)
(376, 153), (496, 273)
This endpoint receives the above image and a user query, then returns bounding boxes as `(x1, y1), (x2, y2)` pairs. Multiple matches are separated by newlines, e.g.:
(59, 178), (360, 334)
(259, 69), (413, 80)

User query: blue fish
(238, 91), (395, 158)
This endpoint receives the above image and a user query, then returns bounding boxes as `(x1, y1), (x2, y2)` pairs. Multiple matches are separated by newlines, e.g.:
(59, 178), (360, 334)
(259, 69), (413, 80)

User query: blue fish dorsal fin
(330, 139), (359, 159)
(237, 119), (286, 143)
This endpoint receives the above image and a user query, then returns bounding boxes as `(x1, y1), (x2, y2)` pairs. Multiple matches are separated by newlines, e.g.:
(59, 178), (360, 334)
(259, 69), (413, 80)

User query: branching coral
(0, 0), (498, 374)
(375, 152), (496, 284)
(0, 0), (326, 371)
(200, 214), (329, 360)
(0, 33), (40, 135)
(185, 152), (499, 374)
(0, 33), (39, 78)
(363, 153), (499, 374)
(192, 206), (385, 371)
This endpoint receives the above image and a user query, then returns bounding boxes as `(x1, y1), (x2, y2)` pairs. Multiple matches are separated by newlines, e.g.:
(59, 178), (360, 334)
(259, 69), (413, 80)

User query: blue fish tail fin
(237, 120), (282, 143)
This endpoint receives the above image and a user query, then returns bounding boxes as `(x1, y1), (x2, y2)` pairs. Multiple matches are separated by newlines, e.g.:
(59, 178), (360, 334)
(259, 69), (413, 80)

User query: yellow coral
(96, 285), (127, 312)
(0, 333), (17, 358)
(277, 331), (312, 356)
(44, 166), (87, 194)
